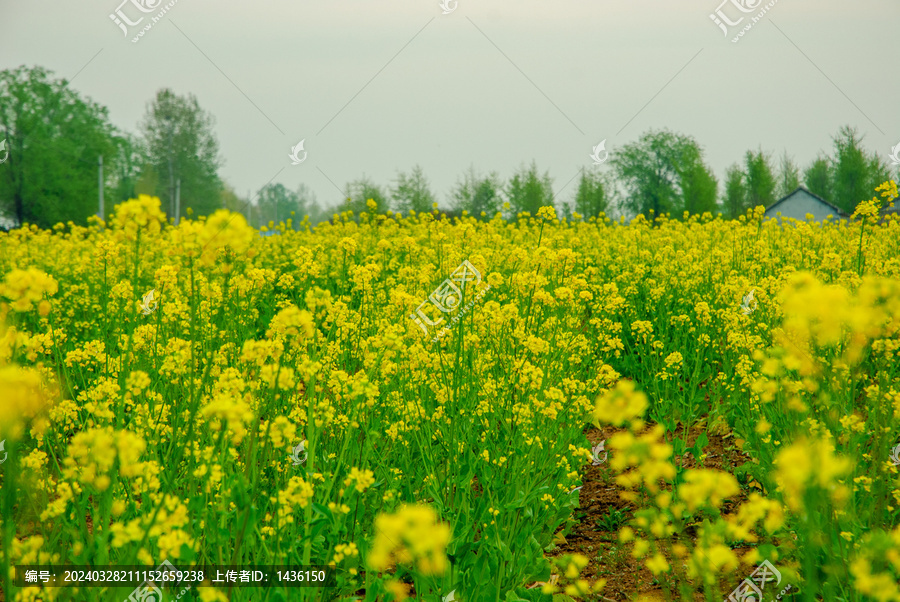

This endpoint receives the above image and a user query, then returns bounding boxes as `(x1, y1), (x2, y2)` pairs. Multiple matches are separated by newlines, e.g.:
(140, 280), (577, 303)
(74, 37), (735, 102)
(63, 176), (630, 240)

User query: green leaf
(311, 502), (333, 521)
(692, 431), (710, 459)
(503, 589), (530, 602)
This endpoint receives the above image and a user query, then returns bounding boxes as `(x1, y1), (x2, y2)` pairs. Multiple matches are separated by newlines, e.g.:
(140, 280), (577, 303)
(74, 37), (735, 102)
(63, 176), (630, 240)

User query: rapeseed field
(1, 183), (899, 602)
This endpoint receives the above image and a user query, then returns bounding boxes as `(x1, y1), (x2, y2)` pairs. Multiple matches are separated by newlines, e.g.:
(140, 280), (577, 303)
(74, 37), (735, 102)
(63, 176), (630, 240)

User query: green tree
(573, 168), (609, 218)
(505, 161), (553, 217)
(831, 126), (871, 213)
(744, 149), (776, 210)
(339, 176), (388, 216)
(722, 164), (747, 219)
(256, 183), (301, 228)
(0, 65), (118, 227)
(451, 166), (503, 218)
(804, 156), (832, 202)
(775, 151), (801, 200)
(867, 155), (892, 200)
(140, 88), (223, 221)
(220, 183), (246, 215)
(611, 129), (715, 218)
(391, 165), (436, 215)
(678, 147), (719, 217)
(111, 132), (147, 207)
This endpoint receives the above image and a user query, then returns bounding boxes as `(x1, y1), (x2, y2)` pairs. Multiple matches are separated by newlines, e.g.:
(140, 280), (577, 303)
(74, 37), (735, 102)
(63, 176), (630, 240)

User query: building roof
(764, 186), (849, 218)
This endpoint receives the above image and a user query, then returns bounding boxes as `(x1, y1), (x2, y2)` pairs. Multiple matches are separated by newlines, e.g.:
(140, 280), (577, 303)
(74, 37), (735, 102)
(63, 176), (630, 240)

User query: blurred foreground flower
(592, 380), (648, 427)
(367, 504), (451, 576)
(0, 268), (58, 312)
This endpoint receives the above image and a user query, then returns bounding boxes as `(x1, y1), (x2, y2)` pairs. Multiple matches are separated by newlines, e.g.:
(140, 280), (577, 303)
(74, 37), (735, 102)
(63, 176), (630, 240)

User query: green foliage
(596, 507), (629, 532)
(743, 149), (776, 210)
(505, 162), (554, 218)
(110, 132), (147, 210)
(392, 165), (436, 215)
(256, 183), (302, 228)
(451, 166), (503, 218)
(775, 151), (801, 200)
(801, 126), (891, 214)
(804, 155), (832, 202)
(339, 176), (389, 217)
(139, 88), (223, 221)
(831, 125), (879, 214)
(572, 169), (608, 219)
(0, 65), (118, 228)
(610, 129), (717, 219)
(722, 164), (747, 219)
(678, 148), (719, 217)
(775, 151), (800, 200)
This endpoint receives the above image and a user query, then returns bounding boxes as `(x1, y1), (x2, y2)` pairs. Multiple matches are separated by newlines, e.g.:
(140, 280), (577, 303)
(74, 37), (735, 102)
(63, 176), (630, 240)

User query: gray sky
(2, 0), (898, 214)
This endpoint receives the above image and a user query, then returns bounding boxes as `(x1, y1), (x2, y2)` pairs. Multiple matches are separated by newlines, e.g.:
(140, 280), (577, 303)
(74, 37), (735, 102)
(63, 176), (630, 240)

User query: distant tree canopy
(801, 126), (891, 213)
(506, 161), (554, 217)
(611, 129), (717, 219)
(1, 67), (894, 229)
(252, 182), (327, 228)
(744, 149), (777, 211)
(140, 88), (223, 221)
(775, 151), (801, 200)
(572, 169), (609, 219)
(722, 164), (746, 219)
(451, 166), (503, 218)
(338, 176), (389, 216)
(804, 156), (831, 202)
(391, 165), (436, 215)
(0, 66), (119, 228)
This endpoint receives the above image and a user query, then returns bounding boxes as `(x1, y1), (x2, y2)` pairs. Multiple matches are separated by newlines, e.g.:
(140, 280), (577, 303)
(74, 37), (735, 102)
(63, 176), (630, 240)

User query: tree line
(1, 65), (895, 230)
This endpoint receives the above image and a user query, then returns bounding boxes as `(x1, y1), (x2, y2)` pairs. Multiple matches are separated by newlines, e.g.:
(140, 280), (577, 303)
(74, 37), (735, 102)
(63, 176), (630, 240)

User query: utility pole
(165, 116), (175, 221)
(98, 155), (104, 221)
(174, 178), (181, 225)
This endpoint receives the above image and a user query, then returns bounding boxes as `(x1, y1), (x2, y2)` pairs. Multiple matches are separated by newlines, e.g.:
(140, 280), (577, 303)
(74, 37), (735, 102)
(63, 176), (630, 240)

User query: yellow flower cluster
(111, 194), (166, 239)
(344, 467), (376, 493)
(277, 476), (315, 523)
(0, 267), (58, 312)
(774, 437), (852, 512)
(609, 424), (675, 495)
(678, 468), (739, 513)
(367, 504), (451, 575)
(592, 380), (648, 427)
(60, 426), (146, 491)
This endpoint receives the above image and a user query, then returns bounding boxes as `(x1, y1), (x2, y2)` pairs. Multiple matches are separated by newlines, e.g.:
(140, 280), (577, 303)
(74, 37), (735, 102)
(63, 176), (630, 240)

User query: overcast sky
(2, 0), (898, 214)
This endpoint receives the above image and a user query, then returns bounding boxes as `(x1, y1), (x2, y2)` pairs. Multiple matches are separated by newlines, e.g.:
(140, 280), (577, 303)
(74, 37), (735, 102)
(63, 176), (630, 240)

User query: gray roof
(764, 187), (848, 219)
